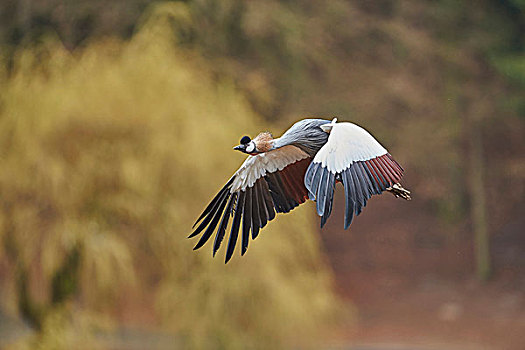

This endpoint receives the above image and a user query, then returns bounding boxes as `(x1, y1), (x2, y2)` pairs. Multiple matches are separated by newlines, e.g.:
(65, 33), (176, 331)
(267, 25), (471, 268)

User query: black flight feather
(358, 162), (379, 195)
(189, 188), (230, 238)
(346, 167), (363, 216)
(264, 174), (283, 212)
(266, 173), (292, 213)
(350, 165), (366, 211)
(193, 192), (231, 250)
(260, 180), (276, 222)
(192, 177), (234, 228)
(341, 169), (354, 229)
(213, 192), (237, 256)
(320, 171), (335, 228)
(355, 162), (372, 198)
(365, 161), (384, 193)
(273, 173), (297, 212)
(316, 167), (328, 217)
(251, 183), (261, 239)
(241, 190), (252, 256)
(225, 191), (245, 263)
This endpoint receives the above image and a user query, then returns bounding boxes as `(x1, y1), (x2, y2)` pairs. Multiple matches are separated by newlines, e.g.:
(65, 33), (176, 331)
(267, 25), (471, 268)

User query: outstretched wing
(305, 122), (405, 229)
(190, 145), (312, 263)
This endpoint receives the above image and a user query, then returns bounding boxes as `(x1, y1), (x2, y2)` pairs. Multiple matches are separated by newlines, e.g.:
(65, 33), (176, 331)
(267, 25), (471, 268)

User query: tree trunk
(468, 119), (490, 281)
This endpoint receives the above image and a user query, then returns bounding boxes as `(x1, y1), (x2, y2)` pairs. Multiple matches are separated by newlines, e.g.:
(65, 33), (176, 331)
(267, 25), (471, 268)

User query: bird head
(233, 135), (257, 154)
(234, 132), (273, 155)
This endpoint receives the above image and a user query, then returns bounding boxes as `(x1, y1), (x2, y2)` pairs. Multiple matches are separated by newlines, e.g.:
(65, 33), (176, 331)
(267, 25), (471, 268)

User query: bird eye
(240, 136), (251, 144)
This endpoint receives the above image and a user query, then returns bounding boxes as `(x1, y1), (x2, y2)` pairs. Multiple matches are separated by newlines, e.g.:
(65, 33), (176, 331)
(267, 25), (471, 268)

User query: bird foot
(386, 183), (411, 200)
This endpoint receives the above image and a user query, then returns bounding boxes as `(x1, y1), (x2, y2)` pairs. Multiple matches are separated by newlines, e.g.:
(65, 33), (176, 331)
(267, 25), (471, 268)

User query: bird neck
(253, 132), (274, 153)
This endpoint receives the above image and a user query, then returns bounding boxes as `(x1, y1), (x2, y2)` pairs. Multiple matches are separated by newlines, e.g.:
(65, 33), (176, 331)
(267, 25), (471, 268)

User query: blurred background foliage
(0, 0), (524, 349)
(0, 7), (338, 349)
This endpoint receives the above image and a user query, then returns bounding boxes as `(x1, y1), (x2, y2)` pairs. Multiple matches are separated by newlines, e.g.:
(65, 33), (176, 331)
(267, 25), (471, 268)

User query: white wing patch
(231, 145), (309, 192)
(313, 122), (387, 173)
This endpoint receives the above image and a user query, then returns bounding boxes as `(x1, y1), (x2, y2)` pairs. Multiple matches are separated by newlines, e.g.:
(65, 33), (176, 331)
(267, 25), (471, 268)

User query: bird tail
(387, 183), (411, 200)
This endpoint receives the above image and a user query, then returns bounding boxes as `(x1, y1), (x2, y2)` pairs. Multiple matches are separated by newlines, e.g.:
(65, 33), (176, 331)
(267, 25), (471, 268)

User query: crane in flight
(190, 118), (411, 263)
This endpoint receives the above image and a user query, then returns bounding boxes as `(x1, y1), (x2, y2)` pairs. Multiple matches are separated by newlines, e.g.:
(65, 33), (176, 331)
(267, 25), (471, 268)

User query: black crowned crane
(190, 118), (411, 263)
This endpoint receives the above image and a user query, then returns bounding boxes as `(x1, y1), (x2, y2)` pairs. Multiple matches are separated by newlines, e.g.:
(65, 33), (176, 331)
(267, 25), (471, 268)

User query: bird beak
(233, 145), (245, 152)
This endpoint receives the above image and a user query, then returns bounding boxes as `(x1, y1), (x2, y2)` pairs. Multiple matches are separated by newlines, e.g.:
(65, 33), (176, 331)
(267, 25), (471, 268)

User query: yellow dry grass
(0, 8), (339, 350)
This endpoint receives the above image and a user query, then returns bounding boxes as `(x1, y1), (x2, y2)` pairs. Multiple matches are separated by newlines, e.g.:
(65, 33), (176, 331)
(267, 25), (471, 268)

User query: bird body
(191, 118), (410, 262)
(271, 118), (332, 156)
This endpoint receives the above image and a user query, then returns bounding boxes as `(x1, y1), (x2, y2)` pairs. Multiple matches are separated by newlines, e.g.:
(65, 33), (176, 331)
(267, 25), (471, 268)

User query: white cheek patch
(246, 142), (256, 153)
